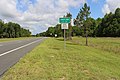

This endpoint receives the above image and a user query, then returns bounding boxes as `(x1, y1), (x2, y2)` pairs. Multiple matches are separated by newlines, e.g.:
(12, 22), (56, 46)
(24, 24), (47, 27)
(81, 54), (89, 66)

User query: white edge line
(0, 39), (41, 57)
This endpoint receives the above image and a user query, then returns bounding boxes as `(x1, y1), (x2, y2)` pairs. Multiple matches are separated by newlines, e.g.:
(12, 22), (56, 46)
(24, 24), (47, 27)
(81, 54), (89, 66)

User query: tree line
(95, 8), (120, 37)
(0, 20), (31, 38)
(37, 4), (120, 38)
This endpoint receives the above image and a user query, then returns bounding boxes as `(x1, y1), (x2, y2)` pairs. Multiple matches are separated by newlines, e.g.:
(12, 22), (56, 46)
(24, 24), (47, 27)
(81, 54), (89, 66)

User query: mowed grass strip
(0, 37), (37, 42)
(72, 37), (120, 54)
(2, 38), (120, 80)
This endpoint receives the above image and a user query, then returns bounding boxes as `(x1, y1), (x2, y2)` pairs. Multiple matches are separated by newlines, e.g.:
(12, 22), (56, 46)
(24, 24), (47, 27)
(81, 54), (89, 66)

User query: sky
(0, 0), (120, 35)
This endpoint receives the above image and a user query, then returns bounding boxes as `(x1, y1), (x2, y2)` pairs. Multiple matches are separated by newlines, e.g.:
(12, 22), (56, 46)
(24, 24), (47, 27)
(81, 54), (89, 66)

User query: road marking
(0, 39), (42, 57)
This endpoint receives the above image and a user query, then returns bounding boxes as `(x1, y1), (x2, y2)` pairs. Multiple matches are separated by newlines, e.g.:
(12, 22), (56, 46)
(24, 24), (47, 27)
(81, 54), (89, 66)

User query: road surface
(0, 37), (46, 77)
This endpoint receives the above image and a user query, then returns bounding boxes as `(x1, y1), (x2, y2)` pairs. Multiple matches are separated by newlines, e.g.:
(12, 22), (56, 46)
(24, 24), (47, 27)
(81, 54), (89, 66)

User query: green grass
(0, 37), (37, 42)
(71, 37), (120, 54)
(2, 37), (120, 80)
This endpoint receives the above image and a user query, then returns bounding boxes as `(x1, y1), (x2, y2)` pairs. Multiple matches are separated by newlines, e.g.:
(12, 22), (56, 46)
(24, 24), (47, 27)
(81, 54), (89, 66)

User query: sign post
(64, 29), (66, 49)
(59, 17), (70, 49)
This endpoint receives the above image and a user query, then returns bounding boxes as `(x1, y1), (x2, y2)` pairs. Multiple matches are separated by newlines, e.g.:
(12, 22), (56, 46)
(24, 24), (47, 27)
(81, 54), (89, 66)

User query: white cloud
(102, 0), (120, 15)
(0, 0), (86, 34)
(0, 0), (20, 18)
(102, 4), (110, 14)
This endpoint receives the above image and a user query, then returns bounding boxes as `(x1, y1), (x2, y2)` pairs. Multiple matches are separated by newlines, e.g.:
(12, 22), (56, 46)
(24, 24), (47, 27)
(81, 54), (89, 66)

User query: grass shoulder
(2, 37), (120, 80)
(0, 37), (39, 42)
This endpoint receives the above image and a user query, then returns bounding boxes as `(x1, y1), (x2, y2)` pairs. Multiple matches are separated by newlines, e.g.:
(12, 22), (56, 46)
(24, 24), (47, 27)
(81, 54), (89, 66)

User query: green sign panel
(59, 18), (70, 23)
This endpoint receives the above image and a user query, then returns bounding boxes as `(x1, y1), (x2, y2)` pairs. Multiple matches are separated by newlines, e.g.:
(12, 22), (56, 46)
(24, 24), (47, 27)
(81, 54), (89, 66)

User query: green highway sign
(59, 18), (70, 23)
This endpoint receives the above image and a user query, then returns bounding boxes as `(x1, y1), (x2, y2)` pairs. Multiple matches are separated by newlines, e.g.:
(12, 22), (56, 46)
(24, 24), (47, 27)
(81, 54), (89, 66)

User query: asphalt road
(0, 37), (46, 77)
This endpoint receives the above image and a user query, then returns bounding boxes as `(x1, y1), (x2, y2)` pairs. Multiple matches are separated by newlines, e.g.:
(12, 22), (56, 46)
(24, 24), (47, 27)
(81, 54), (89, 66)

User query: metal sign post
(63, 28), (66, 49)
(59, 17), (70, 49)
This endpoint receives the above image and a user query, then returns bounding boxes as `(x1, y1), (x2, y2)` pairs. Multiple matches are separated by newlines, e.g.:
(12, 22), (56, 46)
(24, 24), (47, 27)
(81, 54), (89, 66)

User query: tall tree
(54, 24), (63, 37)
(74, 9), (84, 28)
(75, 3), (91, 46)
(66, 13), (72, 40)
(0, 21), (4, 38)
(82, 3), (91, 46)
(115, 8), (120, 18)
(96, 8), (120, 37)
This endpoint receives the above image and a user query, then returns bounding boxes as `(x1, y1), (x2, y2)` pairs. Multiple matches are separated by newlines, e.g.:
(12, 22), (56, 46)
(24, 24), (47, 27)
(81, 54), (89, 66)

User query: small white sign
(61, 23), (68, 29)
(55, 34), (57, 37)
